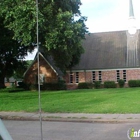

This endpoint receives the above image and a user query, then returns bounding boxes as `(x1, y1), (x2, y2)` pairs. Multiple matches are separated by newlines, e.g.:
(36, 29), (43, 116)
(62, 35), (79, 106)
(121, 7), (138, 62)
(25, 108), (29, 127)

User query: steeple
(127, 0), (139, 67)
(128, 0), (137, 34)
(129, 0), (134, 18)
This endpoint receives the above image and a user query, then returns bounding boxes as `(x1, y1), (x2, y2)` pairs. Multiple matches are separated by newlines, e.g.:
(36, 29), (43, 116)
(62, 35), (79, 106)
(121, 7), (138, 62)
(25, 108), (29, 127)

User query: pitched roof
(72, 30), (140, 70)
(24, 52), (63, 77)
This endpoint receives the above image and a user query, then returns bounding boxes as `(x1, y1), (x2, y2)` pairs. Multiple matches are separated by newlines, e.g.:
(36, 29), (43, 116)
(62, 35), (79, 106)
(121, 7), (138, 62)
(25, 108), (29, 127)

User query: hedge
(104, 81), (116, 88)
(78, 82), (93, 89)
(94, 81), (101, 89)
(118, 79), (125, 88)
(20, 80), (66, 91)
(128, 80), (140, 87)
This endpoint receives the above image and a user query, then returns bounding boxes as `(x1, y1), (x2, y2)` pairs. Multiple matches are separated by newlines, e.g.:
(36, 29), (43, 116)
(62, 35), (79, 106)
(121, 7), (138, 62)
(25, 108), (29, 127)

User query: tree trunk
(0, 75), (5, 89)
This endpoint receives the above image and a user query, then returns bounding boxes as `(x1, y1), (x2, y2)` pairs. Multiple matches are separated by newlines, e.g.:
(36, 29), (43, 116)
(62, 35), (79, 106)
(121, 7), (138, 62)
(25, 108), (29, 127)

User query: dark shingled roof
(72, 30), (140, 70)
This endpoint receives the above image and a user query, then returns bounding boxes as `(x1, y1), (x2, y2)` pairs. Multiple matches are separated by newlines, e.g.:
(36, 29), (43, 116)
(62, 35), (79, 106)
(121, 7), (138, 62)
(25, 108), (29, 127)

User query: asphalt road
(2, 120), (140, 140)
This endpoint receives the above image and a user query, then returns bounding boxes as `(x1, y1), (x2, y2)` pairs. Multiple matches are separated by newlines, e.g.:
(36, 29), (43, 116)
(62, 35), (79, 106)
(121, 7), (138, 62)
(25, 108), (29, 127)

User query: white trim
(24, 52), (59, 76)
(39, 53), (58, 75)
(69, 72), (74, 84)
(75, 72), (79, 83)
(23, 56), (37, 76)
(67, 67), (140, 72)
(116, 70), (120, 81)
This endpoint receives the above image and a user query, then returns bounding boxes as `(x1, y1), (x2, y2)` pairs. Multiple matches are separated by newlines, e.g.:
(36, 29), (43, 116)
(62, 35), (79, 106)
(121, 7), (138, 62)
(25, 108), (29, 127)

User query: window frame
(98, 71), (102, 82)
(123, 70), (127, 82)
(116, 70), (120, 82)
(92, 71), (96, 82)
(69, 72), (74, 83)
(75, 72), (79, 84)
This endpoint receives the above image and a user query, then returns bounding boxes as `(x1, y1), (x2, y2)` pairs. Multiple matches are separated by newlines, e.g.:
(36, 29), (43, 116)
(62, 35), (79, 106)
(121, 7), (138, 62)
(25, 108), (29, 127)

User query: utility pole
(36, 0), (43, 140)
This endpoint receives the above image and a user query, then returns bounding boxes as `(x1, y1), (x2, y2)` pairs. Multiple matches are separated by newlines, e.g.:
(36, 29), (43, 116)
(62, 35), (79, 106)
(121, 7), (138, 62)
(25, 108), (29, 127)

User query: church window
(70, 72), (73, 83)
(116, 70), (120, 82)
(92, 71), (96, 82)
(75, 72), (79, 83)
(40, 74), (45, 85)
(99, 71), (102, 82)
(123, 70), (127, 82)
(35, 74), (45, 85)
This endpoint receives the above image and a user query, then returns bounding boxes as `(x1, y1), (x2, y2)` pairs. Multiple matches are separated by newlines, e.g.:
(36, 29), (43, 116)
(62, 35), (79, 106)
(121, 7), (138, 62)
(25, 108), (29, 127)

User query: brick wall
(24, 56), (58, 84)
(65, 68), (140, 89)
(127, 69), (140, 81)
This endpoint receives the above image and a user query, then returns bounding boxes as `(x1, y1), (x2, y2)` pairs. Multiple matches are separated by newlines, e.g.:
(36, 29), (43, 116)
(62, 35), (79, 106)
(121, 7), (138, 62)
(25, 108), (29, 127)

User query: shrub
(29, 84), (37, 91)
(104, 81), (116, 88)
(94, 81), (101, 89)
(57, 80), (66, 90)
(118, 79), (125, 88)
(42, 80), (66, 90)
(78, 82), (93, 89)
(128, 80), (140, 87)
(17, 82), (31, 90)
(8, 88), (25, 93)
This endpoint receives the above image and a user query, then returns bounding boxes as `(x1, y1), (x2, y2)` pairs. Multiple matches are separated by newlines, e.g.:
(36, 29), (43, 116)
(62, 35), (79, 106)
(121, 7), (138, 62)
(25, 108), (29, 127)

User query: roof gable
(24, 52), (63, 76)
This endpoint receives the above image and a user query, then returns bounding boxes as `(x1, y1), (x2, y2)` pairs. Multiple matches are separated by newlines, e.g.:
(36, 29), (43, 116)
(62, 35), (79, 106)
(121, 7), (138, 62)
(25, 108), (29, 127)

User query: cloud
(81, 0), (140, 32)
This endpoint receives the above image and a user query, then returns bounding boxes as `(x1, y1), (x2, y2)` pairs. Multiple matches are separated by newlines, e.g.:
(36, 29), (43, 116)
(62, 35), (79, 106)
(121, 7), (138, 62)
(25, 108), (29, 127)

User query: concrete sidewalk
(1, 112), (140, 123)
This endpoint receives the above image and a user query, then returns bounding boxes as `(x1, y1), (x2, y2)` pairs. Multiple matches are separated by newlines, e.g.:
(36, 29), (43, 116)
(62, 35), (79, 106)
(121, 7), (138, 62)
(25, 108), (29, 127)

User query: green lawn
(0, 88), (140, 113)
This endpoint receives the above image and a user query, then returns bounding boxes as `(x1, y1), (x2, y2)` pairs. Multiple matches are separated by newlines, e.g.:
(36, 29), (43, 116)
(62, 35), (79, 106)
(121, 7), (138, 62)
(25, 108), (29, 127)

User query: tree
(0, 18), (34, 88)
(0, 0), (88, 71)
(13, 60), (33, 79)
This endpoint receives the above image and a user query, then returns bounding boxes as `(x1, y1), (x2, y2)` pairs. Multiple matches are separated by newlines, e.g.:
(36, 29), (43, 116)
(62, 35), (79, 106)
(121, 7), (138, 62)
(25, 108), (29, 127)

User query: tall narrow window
(40, 74), (45, 85)
(70, 72), (73, 83)
(116, 70), (120, 82)
(123, 70), (127, 82)
(35, 74), (45, 85)
(75, 72), (79, 83)
(92, 71), (96, 82)
(99, 71), (102, 82)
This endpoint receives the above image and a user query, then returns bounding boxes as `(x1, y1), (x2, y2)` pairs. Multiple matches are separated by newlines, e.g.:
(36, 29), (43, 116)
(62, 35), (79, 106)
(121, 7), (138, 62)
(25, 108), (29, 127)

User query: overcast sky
(25, 0), (140, 60)
(80, 0), (140, 33)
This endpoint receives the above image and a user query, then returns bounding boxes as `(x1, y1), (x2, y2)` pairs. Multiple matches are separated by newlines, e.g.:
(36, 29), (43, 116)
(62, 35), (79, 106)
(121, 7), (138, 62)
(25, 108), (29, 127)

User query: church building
(64, 0), (140, 89)
(24, 0), (140, 89)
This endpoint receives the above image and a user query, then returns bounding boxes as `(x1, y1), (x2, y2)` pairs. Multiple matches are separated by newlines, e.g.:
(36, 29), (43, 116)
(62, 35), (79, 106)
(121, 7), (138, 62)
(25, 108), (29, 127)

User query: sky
(25, 0), (140, 60)
(80, 0), (140, 33)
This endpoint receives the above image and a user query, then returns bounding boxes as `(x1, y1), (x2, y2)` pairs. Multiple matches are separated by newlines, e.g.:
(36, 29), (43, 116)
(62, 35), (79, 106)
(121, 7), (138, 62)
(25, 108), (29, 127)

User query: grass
(1, 88), (140, 113)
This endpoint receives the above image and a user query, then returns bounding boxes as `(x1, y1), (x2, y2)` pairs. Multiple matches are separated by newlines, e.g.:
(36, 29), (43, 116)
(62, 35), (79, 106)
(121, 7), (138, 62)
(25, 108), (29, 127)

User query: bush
(78, 82), (93, 89)
(128, 80), (140, 87)
(104, 81), (116, 88)
(42, 80), (66, 90)
(118, 79), (125, 88)
(8, 88), (25, 93)
(29, 84), (37, 91)
(57, 80), (66, 90)
(94, 81), (101, 89)
(18, 82), (26, 88)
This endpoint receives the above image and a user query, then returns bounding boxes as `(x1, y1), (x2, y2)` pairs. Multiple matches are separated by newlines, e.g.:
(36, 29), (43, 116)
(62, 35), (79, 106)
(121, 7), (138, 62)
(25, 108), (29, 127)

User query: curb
(1, 115), (140, 123)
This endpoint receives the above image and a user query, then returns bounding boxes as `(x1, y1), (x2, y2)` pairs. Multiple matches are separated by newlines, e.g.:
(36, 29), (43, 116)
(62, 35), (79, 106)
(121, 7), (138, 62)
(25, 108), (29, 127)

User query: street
(2, 120), (140, 140)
